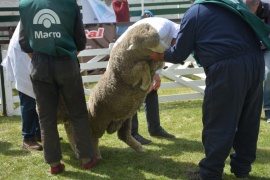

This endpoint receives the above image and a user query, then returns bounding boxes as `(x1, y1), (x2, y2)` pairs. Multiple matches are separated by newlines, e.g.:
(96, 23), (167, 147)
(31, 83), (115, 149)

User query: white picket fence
(0, 43), (205, 116)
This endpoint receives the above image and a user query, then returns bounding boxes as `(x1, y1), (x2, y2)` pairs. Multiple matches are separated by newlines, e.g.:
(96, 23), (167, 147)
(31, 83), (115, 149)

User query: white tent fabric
(81, 0), (116, 24)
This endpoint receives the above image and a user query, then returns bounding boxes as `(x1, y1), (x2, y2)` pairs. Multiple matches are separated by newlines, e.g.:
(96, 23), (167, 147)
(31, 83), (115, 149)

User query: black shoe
(231, 169), (249, 179)
(150, 128), (175, 138)
(35, 135), (41, 142)
(188, 171), (203, 180)
(133, 134), (152, 145)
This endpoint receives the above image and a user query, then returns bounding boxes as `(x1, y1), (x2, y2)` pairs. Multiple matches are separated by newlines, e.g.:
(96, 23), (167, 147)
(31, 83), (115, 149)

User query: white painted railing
(2, 42), (205, 116)
(0, 0), (201, 116)
(1, 43), (205, 116)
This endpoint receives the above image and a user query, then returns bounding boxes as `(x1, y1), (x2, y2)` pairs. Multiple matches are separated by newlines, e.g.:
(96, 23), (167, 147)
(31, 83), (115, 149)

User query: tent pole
(141, 0), (144, 16)
(0, 45), (7, 116)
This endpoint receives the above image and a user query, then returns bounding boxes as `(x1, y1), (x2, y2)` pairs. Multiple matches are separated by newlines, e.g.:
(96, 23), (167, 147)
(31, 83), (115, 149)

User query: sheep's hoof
(135, 147), (146, 153)
(97, 155), (102, 160)
(137, 148), (146, 153)
(140, 85), (148, 91)
(95, 153), (102, 160)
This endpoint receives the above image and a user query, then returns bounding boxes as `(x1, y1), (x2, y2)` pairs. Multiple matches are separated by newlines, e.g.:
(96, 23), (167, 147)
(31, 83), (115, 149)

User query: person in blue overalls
(150, 1), (264, 179)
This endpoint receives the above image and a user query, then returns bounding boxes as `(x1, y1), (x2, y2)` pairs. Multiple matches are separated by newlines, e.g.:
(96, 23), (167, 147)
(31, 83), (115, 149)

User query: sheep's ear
(127, 44), (135, 50)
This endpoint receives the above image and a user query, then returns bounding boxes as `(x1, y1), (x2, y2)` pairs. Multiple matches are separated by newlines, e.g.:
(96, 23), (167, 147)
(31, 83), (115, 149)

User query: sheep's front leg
(138, 63), (151, 91)
(140, 69), (152, 91)
(127, 62), (151, 91)
(117, 118), (145, 152)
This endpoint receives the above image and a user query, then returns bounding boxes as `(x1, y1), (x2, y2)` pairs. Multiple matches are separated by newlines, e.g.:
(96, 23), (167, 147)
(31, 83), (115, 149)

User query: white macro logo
(33, 9), (61, 28)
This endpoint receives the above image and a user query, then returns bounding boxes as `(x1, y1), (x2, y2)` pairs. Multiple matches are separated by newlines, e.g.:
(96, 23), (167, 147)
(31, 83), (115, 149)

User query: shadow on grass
(159, 99), (203, 111)
(223, 174), (270, 180)
(59, 134), (270, 180)
(54, 170), (104, 179)
(0, 115), (21, 124)
(0, 141), (29, 156)
(59, 137), (200, 179)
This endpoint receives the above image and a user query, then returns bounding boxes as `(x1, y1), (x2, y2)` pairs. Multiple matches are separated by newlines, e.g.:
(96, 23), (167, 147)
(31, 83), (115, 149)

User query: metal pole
(141, 0), (144, 16)
(0, 45), (7, 116)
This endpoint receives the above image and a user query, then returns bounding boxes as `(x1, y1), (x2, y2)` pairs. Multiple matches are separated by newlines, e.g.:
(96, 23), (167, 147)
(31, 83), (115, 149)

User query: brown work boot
(22, 140), (43, 151)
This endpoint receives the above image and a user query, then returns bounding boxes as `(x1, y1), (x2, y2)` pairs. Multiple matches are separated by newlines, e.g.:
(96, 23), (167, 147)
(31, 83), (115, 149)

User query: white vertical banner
(81, 0), (116, 24)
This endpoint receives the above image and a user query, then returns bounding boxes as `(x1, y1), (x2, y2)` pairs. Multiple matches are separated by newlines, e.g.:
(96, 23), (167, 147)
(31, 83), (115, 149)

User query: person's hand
(260, 41), (266, 50)
(150, 52), (164, 62)
(27, 53), (33, 59)
(148, 74), (161, 93)
(152, 74), (161, 90)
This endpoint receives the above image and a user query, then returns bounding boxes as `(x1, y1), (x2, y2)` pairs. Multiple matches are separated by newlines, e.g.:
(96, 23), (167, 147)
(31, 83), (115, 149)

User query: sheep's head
(125, 23), (166, 53)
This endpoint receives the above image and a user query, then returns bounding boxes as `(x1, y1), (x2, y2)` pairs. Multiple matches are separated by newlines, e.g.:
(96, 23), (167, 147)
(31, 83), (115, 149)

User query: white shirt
(1, 22), (35, 98)
(113, 17), (180, 74)
(114, 17), (180, 52)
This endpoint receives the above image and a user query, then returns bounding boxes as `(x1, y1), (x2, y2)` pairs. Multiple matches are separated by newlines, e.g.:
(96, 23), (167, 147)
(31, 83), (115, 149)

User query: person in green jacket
(19, 0), (98, 175)
(244, 0), (270, 124)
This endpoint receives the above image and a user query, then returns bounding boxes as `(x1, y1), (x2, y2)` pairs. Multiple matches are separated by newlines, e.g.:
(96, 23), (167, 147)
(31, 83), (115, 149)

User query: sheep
(62, 23), (164, 159)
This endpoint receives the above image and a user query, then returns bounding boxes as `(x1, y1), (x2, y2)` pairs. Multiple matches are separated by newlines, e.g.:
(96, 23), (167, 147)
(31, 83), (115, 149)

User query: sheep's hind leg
(107, 120), (125, 134)
(64, 122), (76, 152)
(92, 137), (102, 159)
(64, 123), (102, 159)
(117, 118), (145, 152)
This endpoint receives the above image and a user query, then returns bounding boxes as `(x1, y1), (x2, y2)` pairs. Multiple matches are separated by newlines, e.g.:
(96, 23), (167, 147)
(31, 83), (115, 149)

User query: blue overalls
(164, 3), (264, 179)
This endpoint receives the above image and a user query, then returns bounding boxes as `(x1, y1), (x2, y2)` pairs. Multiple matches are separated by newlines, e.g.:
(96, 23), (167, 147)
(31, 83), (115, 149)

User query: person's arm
(19, 22), (33, 54)
(73, 4), (86, 52)
(151, 7), (197, 64)
(164, 7), (197, 64)
(112, 0), (129, 16)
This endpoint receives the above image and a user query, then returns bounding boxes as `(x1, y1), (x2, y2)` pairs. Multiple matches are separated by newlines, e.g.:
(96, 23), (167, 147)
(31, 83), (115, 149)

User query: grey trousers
(30, 52), (94, 164)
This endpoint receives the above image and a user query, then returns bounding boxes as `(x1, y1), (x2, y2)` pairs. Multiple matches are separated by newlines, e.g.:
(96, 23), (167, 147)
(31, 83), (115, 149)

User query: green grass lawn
(0, 98), (269, 180)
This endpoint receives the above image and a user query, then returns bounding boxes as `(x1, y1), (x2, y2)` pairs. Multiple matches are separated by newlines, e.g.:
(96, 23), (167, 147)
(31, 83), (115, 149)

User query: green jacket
(194, 0), (270, 50)
(19, 0), (81, 60)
